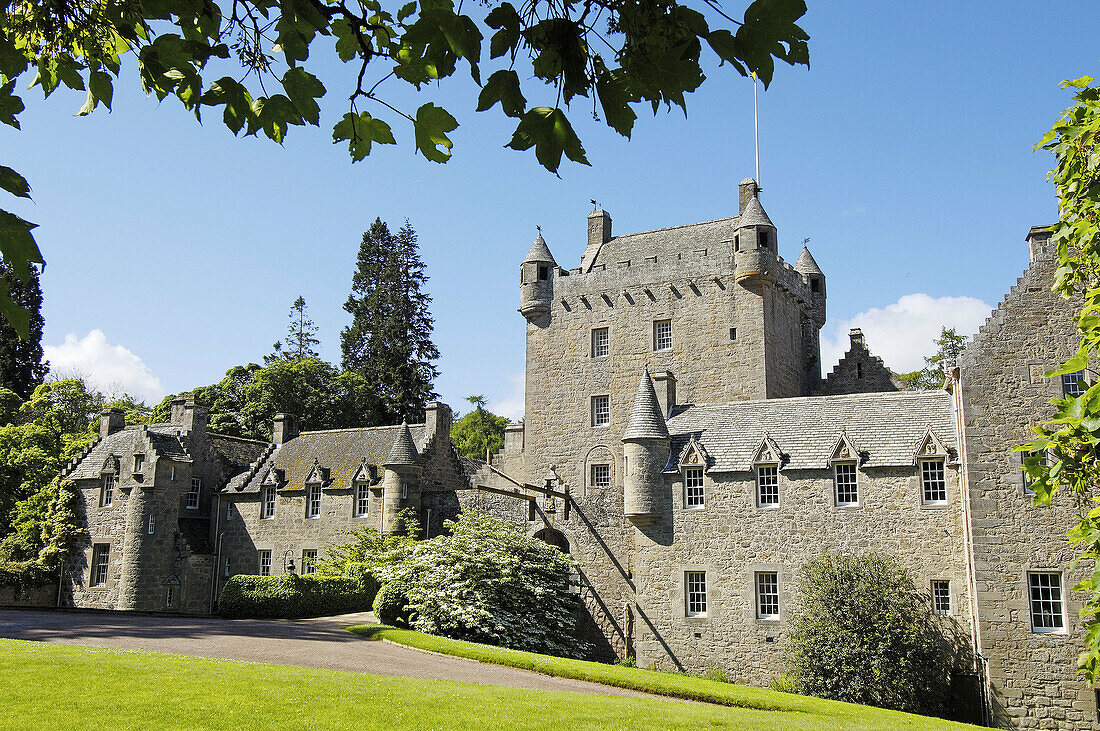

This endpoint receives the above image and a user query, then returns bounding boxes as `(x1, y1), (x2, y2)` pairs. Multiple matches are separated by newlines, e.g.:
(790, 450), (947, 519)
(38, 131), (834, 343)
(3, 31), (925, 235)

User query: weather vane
(536, 224), (542, 234)
(590, 199), (599, 211)
(802, 237), (811, 246)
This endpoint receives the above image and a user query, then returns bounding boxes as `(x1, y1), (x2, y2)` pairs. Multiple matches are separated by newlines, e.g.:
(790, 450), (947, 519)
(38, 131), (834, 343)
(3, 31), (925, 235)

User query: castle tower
(381, 421), (420, 534)
(519, 232), (556, 322)
(622, 367), (671, 524)
(733, 181), (779, 283)
(116, 430), (159, 611)
(794, 245), (826, 328)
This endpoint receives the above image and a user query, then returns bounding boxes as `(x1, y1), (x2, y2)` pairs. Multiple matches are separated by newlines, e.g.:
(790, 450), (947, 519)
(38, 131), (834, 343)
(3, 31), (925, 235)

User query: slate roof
(384, 422), (419, 466)
(226, 424), (429, 493)
(590, 216), (740, 269)
(665, 390), (955, 472)
(622, 368), (670, 441)
(523, 233), (556, 265)
(68, 424), (191, 480)
(738, 196), (774, 229)
(794, 246), (823, 277)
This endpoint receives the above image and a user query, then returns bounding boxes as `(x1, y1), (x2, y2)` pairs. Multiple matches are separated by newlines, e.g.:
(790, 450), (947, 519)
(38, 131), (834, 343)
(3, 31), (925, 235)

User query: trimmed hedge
(218, 574), (374, 619)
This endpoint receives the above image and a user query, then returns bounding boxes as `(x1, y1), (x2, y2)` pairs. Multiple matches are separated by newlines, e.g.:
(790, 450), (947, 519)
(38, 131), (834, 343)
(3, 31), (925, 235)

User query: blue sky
(5, 1), (1097, 419)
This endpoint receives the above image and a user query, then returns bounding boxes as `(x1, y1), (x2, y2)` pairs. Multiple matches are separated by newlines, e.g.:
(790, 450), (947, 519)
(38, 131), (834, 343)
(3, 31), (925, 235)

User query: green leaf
(734, 0), (810, 87)
(0, 209), (43, 336)
(0, 167), (31, 199)
(0, 277), (29, 339)
(332, 19), (361, 62)
(333, 112), (396, 162)
(282, 67), (326, 126)
(476, 70), (525, 118)
(486, 2), (521, 59)
(594, 65), (637, 138)
(89, 71), (114, 111)
(398, 1), (417, 21)
(413, 103), (458, 163)
(506, 107), (590, 174)
(0, 81), (23, 129)
(706, 30), (748, 76)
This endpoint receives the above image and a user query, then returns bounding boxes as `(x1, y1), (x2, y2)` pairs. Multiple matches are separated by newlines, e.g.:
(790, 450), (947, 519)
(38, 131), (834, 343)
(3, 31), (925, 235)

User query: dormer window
(100, 474), (115, 508)
(759, 230), (769, 249)
(538, 264), (549, 281)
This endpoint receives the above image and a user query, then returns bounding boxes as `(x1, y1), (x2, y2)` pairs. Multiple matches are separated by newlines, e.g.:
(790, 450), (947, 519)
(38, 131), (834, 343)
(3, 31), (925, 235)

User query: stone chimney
(739, 178), (760, 215)
(848, 328), (865, 349)
(651, 371), (676, 418)
(424, 402), (452, 446)
(588, 209), (612, 250)
(1026, 225), (1054, 263)
(170, 394), (207, 434)
(99, 408), (125, 439)
(273, 413), (298, 445)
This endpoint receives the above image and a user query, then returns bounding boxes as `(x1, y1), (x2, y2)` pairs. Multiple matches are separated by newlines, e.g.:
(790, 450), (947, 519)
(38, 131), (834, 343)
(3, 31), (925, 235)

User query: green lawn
(0, 636), (977, 730)
(347, 624), (982, 731)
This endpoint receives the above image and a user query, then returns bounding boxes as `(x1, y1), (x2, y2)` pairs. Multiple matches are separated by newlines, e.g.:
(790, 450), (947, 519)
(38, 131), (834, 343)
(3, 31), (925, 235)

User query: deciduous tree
(899, 327), (968, 391)
(451, 395), (508, 460)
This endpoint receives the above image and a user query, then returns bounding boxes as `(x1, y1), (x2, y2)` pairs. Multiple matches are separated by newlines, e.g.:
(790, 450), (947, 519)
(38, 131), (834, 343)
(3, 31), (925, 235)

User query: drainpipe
(209, 491), (223, 614)
(951, 365), (991, 726)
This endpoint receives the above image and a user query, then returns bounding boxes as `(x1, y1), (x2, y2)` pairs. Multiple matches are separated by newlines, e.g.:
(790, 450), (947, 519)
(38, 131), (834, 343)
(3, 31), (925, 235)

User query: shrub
(376, 513), (586, 657)
(372, 580), (412, 627)
(785, 551), (965, 717)
(218, 574), (370, 619)
(768, 674), (801, 695)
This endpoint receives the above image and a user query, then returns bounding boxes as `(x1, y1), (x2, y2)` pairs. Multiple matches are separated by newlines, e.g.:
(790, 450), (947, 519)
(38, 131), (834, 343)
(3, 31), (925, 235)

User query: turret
(733, 181), (778, 283)
(1026, 225), (1054, 263)
(519, 232), (556, 322)
(622, 367), (671, 525)
(794, 245), (826, 328)
(381, 422), (420, 534)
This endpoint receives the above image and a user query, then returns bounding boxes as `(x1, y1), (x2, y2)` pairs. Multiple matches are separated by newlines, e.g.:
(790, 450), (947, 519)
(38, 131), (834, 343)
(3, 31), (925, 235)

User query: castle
(54, 179), (1088, 729)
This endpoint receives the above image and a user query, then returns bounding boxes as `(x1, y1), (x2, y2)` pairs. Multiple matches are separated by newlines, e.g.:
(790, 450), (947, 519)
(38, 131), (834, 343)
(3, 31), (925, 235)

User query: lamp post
(282, 549), (296, 574)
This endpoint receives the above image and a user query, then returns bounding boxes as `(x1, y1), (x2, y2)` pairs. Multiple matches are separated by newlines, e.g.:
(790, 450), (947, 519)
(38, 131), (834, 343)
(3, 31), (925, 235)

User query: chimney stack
(588, 209), (612, 250)
(651, 371), (677, 418)
(273, 413), (298, 445)
(424, 402), (452, 446)
(739, 178), (760, 215)
(99, 408), (125, 439)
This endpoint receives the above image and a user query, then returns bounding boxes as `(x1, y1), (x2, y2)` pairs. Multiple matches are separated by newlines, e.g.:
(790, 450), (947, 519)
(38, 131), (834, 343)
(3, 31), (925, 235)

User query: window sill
(835, 503), (860, 509)
(685, 614), (709, 620)
(757, 503), (780, 510)
(684, 505), (705, 511)
(756, 616), (781, 622)
(1031, 627), (1068, 636)
(920, 501), (949, 510)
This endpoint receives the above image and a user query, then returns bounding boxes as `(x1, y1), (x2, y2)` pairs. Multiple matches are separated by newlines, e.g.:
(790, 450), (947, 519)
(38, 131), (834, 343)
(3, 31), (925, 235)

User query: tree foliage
(898, 327), (969, 391)
(451, 395), (508, 460)
(786, 552), (963, 717)
(373, 513), (584, 657)
(1025, 75), (1100, 682)
(154, 357), (383, 439)
(0, 0), (808, 334)
(267, 295), (321, 363)
(0, 263), (46, 399)
(341, 218), (438, 424)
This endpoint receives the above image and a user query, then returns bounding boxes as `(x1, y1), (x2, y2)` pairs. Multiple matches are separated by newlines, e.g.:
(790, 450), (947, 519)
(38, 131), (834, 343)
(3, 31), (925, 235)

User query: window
(920, 459), (947, 505)
(165, 586), (174, 609)
(169, 466), (176, 481)
(592, 395), (610, 427)
(147, 514), (156, 535)
(591, 464), (610, 489)
(133, 453), (144, 473)
(729, 327), (737, 341)
(1022, 450), (1047, 494)
(756, 572), (780, 619)
(755, 465), (778, 506)
(653, 320), (672, 351)
(834, 462), (858, 506)
(100, 474), (114, 508)
(592, 327), (609, 358)
(760, 230), (770, 249)
(90, 544), (110, 587)
(223, 556), (231, 578)
(1029, 572), (1065, 633)
(261, 486), (276, 519)
(306, 483), (321, 518)
(258, 550), (271, 577)
(401, 481), (407, 500)
(810, 277), (821, 293)
(537, 264), (549, 281)
(685, 571), (707, 617)
(225, 501), (233, 521)
(302, 549), (317, 575)
(932, 580), (951, 615)
(1063, 370), (1087, 397)
(684, 468), (704, 508)
(355, 483), (369, 517)
(186, 478), (201, 509)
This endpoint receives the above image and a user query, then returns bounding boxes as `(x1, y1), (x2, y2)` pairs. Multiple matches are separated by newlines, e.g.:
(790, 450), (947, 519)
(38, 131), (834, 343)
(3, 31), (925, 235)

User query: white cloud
(820, 293), (993, 374)
(491, 373), (525, 422)
(45, 330), (165, 404)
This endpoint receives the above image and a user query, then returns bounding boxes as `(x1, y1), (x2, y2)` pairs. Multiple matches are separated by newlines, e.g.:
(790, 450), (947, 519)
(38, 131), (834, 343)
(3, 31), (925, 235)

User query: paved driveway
(0, 608), (647, 698)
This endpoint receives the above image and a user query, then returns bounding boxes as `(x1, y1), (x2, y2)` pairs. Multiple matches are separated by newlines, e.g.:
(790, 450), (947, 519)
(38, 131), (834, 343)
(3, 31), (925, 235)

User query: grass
(347, 624), (982, 731)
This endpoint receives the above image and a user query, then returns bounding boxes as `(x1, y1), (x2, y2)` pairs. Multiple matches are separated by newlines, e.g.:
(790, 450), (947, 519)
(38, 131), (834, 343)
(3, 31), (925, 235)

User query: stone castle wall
(958, 251), (1095, 729)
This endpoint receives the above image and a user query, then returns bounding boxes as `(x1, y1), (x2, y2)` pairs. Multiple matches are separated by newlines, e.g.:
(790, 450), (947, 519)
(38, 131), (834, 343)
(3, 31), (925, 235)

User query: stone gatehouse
(55, 179), (1089, 729)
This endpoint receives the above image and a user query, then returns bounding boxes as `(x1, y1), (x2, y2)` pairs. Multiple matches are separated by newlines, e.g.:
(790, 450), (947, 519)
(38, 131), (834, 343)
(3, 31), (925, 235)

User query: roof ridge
(682, 390), (947, 410)
(298, 423), (426, 435)
(611, 216), (739, 241)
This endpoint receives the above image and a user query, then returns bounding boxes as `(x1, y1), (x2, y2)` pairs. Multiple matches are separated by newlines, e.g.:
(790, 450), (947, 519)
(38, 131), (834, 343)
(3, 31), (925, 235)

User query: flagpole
(753, 73), (760, 187)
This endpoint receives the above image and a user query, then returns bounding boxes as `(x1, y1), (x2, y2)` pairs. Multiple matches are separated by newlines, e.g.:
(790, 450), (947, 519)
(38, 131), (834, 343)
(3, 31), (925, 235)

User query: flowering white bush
(375, 513), (586, 657)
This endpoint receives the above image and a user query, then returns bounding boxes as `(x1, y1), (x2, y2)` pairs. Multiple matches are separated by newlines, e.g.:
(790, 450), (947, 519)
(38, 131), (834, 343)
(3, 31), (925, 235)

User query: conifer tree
(0, 263), (47, 400)
(341, 219), (439, 423)
(267, 296), (320, 363)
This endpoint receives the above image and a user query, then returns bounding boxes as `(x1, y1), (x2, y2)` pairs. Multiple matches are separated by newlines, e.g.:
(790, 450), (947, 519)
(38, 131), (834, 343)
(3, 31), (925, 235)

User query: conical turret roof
(522, 233), (556, 265)
(738, 195), (774, 229)
(622, 367), (670, 441)
(384, 421), (419, 466)
(794, 246), (823, 277)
